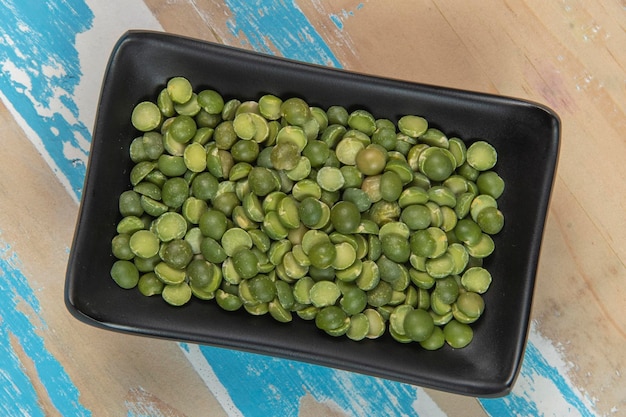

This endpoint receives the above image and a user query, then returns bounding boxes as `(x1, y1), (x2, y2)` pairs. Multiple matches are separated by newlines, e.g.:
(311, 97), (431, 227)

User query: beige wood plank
(0, 99), (228, 417)
(5, 1), (623, 415)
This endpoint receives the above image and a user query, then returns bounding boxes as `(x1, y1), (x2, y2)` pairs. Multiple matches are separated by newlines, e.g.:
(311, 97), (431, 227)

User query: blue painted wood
(0, 0), (93, 200)
(0, 0), (601, 416)
(0, 238), (91, 416)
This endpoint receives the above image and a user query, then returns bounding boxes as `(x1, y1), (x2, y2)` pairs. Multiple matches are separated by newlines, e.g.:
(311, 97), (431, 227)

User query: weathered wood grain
(1, 0), (623, 415)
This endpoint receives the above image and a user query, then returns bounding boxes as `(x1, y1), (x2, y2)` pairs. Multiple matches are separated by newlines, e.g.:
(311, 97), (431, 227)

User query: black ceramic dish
(65, 30), (560, 397)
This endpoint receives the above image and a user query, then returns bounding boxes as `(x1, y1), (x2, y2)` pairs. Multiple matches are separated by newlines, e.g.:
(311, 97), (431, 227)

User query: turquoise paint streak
(479, 342), (597, 417)
(0, 1), (93, 415)
(0, 0), (94, 199)
(182, 343), (428, 417)
(223, 0), (341, 67)
(0, 0), (597, 415)
(0, 238), (91, 416)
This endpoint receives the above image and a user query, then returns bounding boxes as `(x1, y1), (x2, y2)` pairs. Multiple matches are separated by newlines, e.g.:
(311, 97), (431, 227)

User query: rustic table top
(0, 1), (623, 416)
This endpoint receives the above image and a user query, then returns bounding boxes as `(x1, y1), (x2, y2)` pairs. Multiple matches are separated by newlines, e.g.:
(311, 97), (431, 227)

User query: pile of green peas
(110, 76), (505, 350)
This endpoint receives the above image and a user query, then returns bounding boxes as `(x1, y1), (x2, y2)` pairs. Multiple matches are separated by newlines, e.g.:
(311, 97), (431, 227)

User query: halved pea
(197, 89), (224, 114)
(154, 212), (187, 242)
(157, 88), (175, 118)
(332, 242), (357, 271)
(430, 291), (452, 316)
(317, 167), (345, 192)
(129, 230), (160, 259)
(428, 186), (457, 208)
(418, 147), (456, 182)
(425, 252), (455, 279)
(138, 272), (164, 296)
(162, 282), (192, 306)
(308, 241), (337, 269)
(403, 308), (434, 342)
(419, 128), (449, 148)
(161, 177), (189, 210)
(466, 140), (497, 171)
(389, 304), (414, 336)
(133, 181), (161, 201)
(461, 266), (492, 293)
(315, 306), (349, 333)
(447, 243), (470, 275)
(221, 227), (253, 257)
(355, 146), (387, 176)
(398, 115), (428, 138)
(248, 166), (280, 196)
(410, 227), (448, 258)
(215, 288), (243, 311)
(380, 171), (403, 202)
(266, 239), (291, 266)
(277, 196), (300, 229)
(363, 308), (386, 339)
(476, 206), (505, 235)
(380, 233), (411, 264)
(356, 260), (380, 291)
(444, 319), (473, 348)
(367, 280), (393, 307)
(181, 197), (207, 225)
(110, 260), (139, 289)
(409, 268), (435, 290)
(335, 136), (364, 166)
(130, 161), (156, 186)
(119, 215), (147, 236)
(448, 137), (467, 167)
(465, 233), (495, 258)
(454, 218), (482, 246)
(268, 299), (292, 323)
(309, 281), (341, 308)
(111, 233), (133, 261)
(282, 252), (308, 280)
(347, 109), (376, 135)
(174, 94), (201, 117)
(167, 77), (193, 104)
(476, 171), (505, 199)
(400, 204), (431, 231)
(154, 262), (186, 285)
(199, 237), (227, 264)
(168, 114), (197, 143)
(455, 291), (485, 319)
(454, 192), (475, 220)
(440, 206), (458, 232)
(293, 276), (315, 305)
(263, 211), (289, 240)
(131, 101), (161, 132)
(346, 313), (369, 341)
(330, 201), (360, 234)
(470, 194), (498, 222)
(419, 326), (445, 350)
(285, 156), (311, 181)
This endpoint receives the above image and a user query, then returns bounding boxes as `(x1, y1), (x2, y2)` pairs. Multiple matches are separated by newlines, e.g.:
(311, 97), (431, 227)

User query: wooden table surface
(1, 1), (624, 416)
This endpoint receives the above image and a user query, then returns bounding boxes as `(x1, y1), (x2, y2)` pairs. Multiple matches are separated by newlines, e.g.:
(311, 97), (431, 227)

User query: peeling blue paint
(223, 0), (341, 67)
(479, 341), (597, 417)
(0, 0), (94, 199)
(0, 237), (91, 416)
(0, 0), (603, 416)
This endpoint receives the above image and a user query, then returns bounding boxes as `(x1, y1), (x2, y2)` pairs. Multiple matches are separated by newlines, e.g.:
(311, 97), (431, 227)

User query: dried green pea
(162, 282), (192, 306)
(466, 140), (497, 171)
(398, 115), (428, 138)
(110, 260), (140, 289)
(138, 272), (165, 296)
(443, 319), (473, 348)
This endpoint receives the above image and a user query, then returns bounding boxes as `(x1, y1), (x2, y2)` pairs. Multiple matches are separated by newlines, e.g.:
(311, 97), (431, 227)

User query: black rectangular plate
(65, 31), (560, 397)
